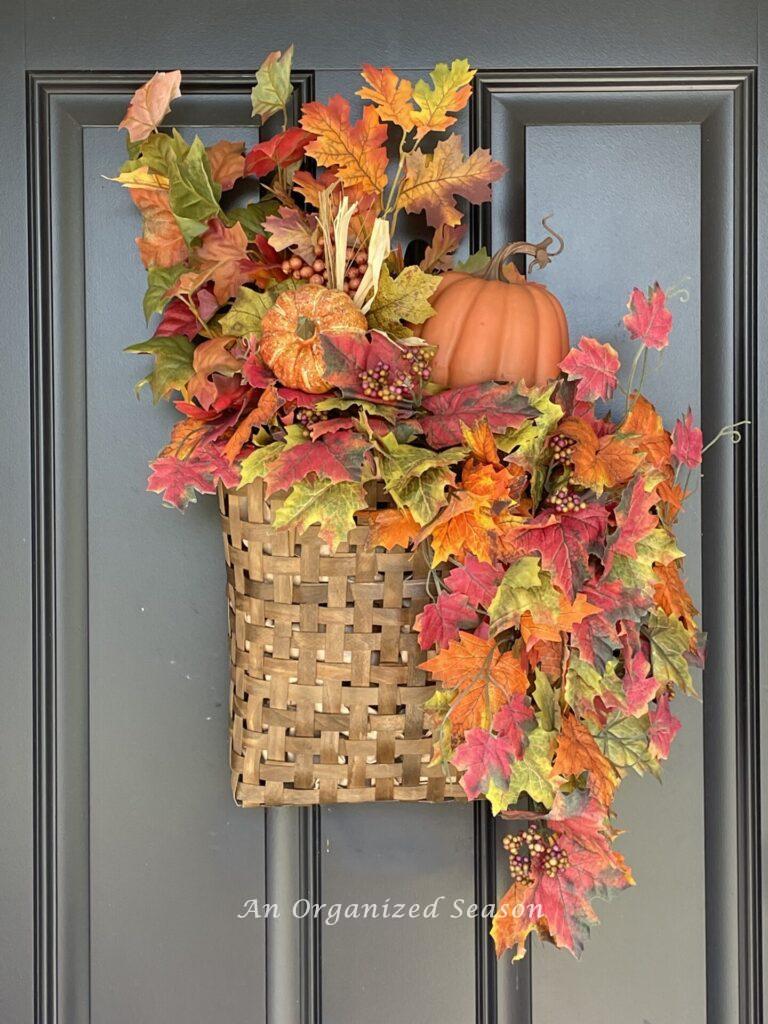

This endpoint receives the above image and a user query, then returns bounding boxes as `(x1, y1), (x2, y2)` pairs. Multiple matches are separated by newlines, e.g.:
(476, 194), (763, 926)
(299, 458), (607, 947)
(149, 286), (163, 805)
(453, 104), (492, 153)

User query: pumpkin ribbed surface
(259, 284), (368, 393)
(418, 271), (570, 388)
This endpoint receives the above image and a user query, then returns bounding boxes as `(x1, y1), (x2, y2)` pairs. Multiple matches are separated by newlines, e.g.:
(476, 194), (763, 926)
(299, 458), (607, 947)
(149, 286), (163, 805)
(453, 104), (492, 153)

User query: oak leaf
(397, 135), (505, 228)
(411, 59), (475, 139)
(357, 65), (415, 131)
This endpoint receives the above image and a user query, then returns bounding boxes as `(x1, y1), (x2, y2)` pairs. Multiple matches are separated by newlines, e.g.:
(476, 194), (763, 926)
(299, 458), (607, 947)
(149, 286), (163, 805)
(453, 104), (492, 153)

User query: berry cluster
(502, 824), (569, 885)
(545, 485), (588, 514)
(548, 433), (576, 467)
(359, 350), (431, 403)
(294, 407), (325, 435)
(280, 238), (369, 293)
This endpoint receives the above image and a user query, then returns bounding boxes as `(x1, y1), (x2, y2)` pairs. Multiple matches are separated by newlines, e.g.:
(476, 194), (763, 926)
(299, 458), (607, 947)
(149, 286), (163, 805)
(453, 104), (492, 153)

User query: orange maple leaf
(653, 561), (699, 632)
(301, 95), (388, 195)
(222, 385), (283, 463)
(520, 592), (600, 646)
(428, 493), (497, 566)
(552, 714), (620, 808)
(559, 417), (643, 495)
(130, 188), (188, 269)
(366, 508), (419, 550)
(420, 632), (529, 737)
(620, 394), (671, 471)
(357, 65), (415, 132)
(461, 418), (501, 465)
(657, 474), (686, 523)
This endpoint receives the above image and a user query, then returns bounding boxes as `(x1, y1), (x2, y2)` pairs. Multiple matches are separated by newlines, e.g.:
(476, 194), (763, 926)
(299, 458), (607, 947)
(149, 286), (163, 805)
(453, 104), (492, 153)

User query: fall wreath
(114, 50), (711, 961)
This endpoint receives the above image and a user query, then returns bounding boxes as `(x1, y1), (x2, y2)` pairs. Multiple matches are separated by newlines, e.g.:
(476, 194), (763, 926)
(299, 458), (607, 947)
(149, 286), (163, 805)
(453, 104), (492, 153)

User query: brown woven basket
(219, 480), (464, 806)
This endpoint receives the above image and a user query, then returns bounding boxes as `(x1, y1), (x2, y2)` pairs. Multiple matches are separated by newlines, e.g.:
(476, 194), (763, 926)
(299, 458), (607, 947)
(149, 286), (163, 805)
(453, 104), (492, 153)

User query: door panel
(16, 24), (763, 1024)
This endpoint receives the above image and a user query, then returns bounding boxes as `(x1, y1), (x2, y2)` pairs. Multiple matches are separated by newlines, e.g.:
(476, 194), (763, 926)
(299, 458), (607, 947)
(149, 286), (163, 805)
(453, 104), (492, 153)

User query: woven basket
(218, 480), (464, 806)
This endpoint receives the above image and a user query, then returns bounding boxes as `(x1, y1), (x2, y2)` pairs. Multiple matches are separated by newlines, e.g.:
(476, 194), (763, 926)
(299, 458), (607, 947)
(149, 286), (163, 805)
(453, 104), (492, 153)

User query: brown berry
(299, 265), (314, 279)
(313, 259), (325, 273)
(309, 273), (324, 285)
(281, 259), (292, 274)
(292, 269), (302, 280)
(289, 255), (303, 271)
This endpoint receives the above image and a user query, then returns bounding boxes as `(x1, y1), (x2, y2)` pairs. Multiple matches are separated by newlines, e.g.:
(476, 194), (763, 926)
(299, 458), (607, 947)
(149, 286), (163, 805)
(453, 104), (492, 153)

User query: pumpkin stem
(481, 215), (565, 281)
(295, 315), (317, 340)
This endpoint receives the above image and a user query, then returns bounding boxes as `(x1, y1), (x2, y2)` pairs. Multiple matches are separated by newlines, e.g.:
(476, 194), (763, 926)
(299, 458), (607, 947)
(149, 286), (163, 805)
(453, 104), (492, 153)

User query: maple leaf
(186, 335), (242, 408)
(366, 265), (440, 337)
(461, 418), (501, 465)
(648, 693), (681, 759)
(365, 508), (419, 551)
(422, 381), (534, 448)
(176, 220), (259, 305)
(558, 336), (620, 403)
(119, 70), (182, 142)
(671, 408), (703, 468)
(272, 478), (367, 551)
(222, 385), (284, 462)
(623, 282), (673, 350)
(411, 59), (475, 139)
(420, 632), (529, 738)
(444, 554), (504, 607)
(397, 135), (506, 228)
(357, 65), (415, 131)
(415, 591), (480, 651)
(205, 140), (245, 191)
(492, 789), (634, 961)
(504, 503), (610, 600)
(125, 333), (194, 402)
(453, 696), (533, 800)
(130, 188), (188, 268)
(588, 711), (654, 771)
(552, 714), (620, 808)
(301, 95), (388, 194)
(147, 441), (237, 509)
(604, 476), (658, 568)
(238, 441), (285, 486)
(251, 46), (295, 123)
(619, 393), (671, 471)
(559, 416), (643, 495)
(644, 608), (695, 694)
(488, 556), (558, 636)
(564, 657), (624, 717)
(485, 725), (556, 813)
(263, 429), (370, 496)
(621, 649), (662, 716)
(653, 560), (699, 632)
(245, 127), (313, 178)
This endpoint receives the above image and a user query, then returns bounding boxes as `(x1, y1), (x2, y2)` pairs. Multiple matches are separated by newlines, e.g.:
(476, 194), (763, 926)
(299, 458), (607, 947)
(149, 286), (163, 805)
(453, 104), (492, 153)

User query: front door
(4, 3), (765, 1022)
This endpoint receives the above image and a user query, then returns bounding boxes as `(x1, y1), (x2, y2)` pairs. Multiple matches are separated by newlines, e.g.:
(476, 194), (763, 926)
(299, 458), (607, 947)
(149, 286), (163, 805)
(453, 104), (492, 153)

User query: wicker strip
(219, 480), (464, 807)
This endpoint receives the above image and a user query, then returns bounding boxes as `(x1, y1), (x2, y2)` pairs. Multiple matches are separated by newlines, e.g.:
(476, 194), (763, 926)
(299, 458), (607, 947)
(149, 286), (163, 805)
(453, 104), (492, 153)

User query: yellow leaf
(107, 166), (170, 190)
(411, 59), (475, 139)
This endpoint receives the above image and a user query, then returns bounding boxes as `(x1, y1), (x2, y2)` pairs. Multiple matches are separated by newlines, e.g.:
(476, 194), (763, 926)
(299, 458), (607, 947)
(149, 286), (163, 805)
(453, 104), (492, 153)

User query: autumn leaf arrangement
(115, 51), (707, 961)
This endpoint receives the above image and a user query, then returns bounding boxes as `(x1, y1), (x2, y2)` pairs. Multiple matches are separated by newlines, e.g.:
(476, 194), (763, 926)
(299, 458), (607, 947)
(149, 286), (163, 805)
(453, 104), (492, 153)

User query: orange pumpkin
(417, 231), (570, 388)
(259, 284), (368, 393)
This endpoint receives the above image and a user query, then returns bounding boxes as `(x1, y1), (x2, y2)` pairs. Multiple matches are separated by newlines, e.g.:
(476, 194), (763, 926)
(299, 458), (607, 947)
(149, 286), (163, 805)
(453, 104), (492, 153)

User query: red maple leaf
(505, 504), (610, 600)
(452, 696), (532, 799)
(414, 591), (480, 651)
(492, 790), (634, 960)
(421, 382), (534, 448)
(156, 288), (219, 339)
(444, 554), (504, 606)
(559, 336), (620, 402)
(623, 282), (673, 350)
(244, 127), (313, 177)
(622, 649), (662, 715)
(671, 408), (703, 468)
(648, 693), (681, 759)
(264, 430), (371, 497)
(604, 476), (658, 568)
(147, 442), (238, 509)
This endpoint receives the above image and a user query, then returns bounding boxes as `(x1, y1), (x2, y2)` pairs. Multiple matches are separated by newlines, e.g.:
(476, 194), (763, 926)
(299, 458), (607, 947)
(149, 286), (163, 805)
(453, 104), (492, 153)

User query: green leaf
(138, 128), (189, 175)
(378, 432), (464, 486)
(588, 711), (652, 772)
(486, 727), (556, 814)
(251, 45), (295, 123)
(219, 286), (277, 337)
(272, 478), (366, 551)
(497, 383), (564, 504)
(228, 198), (280, 238)
(564, 657), (623, 712)
(532, 668), (559, 732)
(604, 552), (655, 593)
(315, 396), (399, 423)
(124, 334), (194, 402)
(239, 441), (287, 486)
(634, 526), (685, 567)
(366, 265), (440, 338)
(143, 263), (186, 321)
(644, 608), (695, 694)
(390, 466), (454, 526)
(167, 136), (222, 245)
(488, 556), (560, 636)
(377, 433), (461, 525)
(454, 247), (490, 274)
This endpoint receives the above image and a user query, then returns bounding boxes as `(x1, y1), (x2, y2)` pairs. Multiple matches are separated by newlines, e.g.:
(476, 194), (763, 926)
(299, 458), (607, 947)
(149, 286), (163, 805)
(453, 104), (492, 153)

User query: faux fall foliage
(115, 51), (706, 962)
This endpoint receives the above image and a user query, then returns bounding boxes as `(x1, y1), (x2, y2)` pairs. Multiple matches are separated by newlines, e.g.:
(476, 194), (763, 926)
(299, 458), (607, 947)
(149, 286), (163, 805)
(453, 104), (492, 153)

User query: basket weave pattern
(219, 481), (464, 806)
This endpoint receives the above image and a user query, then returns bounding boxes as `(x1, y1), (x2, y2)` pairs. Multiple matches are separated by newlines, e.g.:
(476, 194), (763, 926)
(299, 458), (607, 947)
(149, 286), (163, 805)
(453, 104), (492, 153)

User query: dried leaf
(119, 70), (182, 142)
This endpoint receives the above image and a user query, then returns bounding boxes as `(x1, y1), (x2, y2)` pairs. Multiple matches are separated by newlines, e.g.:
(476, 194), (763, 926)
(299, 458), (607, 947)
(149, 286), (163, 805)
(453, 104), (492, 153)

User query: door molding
(26, 66), (762, 1024)
(472, 66), (761, 1024)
